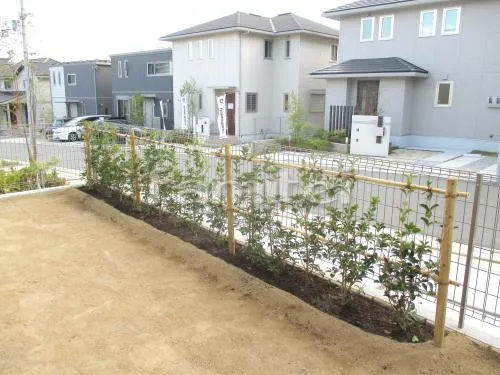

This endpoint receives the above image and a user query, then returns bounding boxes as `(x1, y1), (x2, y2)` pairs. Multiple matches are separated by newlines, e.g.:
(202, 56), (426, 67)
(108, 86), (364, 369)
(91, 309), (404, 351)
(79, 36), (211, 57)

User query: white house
(160, 12), (339, 137)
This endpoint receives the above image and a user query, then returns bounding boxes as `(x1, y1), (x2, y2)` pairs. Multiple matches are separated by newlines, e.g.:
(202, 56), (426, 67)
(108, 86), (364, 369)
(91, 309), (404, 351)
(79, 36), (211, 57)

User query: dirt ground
(0, 189), (498, 375)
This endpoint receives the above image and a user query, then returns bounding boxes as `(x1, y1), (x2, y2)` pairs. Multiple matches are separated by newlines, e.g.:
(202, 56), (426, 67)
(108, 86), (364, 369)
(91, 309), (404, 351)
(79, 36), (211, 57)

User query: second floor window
(4, 80), (12, 90)
(285, 40), (290, 58)
(123, 60), (129, 78)
(246, 93), (257, 112)
(199, 40), (204, 59)
(147, 61), (172, 76)
(52, 72), (56, 85)
(67, 74), (76, 86)
(264, 40), (273, 59)
(284, 93), (290, 112)
(331, 44), (338, 61)
(58, 71), (61, 85)
(118, 60), (123, 78)
(379, 15), (394, 40)
(442, 7), (461, 35)
(208, 39), (214, 58)
(360, 17), (374, 42)
(419, 10), (437, 37)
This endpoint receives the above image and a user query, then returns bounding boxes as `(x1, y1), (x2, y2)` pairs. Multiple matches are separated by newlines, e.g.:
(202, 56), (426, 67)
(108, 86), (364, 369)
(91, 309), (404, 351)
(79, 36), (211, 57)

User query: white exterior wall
(299, 35), (337, 127)
(172, 32), (239, 132)
(49, 66), (66, 119)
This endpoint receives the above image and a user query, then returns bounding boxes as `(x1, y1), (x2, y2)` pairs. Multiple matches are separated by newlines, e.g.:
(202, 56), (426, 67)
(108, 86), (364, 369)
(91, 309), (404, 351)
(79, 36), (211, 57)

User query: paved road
(0, 136), (84, 180)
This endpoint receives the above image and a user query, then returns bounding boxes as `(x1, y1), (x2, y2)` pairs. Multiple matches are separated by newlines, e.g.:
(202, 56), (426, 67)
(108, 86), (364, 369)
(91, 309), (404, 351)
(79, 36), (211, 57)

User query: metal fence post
(129, 128), (141, 205)
(84, 123), (92, 184)
(434, 178), (458, 347)
(458, 173), (482, 329)
(224, 144), (236, 255)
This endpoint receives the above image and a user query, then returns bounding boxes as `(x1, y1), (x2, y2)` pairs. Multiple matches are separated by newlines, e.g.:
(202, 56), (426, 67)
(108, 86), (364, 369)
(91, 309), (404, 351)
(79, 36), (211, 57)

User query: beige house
(0, 57), (59, 126)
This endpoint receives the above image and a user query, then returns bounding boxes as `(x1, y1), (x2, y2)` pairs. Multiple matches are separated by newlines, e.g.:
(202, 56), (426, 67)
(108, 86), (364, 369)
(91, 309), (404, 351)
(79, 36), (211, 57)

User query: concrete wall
(299, 34), (336, 128)
(336, 0), (500, 148)
(49, 66), (67, 119)
(172, 33), (239, 132)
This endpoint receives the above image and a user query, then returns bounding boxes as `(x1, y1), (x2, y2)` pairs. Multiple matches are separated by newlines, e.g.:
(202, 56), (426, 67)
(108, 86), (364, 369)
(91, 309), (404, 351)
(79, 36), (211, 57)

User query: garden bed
(81, 186), (435, 343)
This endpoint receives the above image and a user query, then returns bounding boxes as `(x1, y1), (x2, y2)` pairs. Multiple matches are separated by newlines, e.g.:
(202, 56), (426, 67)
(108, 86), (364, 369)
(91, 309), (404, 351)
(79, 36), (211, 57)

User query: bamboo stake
(225, 144), (236, 255)
(84, 123), (92, 183)
(129, 128), (141, 206)
(434, 178), (458, 347)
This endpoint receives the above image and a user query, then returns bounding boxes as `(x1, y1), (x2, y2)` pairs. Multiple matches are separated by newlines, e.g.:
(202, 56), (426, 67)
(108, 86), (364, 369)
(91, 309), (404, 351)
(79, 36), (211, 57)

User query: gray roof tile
(311, 57), (428, 75)
(325, 0), (415, 14)
(161, 12), (338, 40)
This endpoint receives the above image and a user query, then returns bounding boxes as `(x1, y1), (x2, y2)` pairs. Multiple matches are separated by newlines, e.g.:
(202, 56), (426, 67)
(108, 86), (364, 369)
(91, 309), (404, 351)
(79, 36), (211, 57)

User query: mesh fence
(0, 124), (84, 193)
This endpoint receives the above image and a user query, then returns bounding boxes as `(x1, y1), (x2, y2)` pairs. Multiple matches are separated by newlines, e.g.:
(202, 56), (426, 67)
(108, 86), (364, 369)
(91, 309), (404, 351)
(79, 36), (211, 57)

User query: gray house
(314, 0), (500, 151)
(110, 49), (173, 129)
(49, 60), (112, 118)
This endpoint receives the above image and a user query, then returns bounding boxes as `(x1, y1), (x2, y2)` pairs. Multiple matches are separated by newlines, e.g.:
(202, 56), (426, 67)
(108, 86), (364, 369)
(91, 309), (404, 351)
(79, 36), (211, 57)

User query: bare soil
(82, 187), (433, 342)
(0, 189), (498, 375)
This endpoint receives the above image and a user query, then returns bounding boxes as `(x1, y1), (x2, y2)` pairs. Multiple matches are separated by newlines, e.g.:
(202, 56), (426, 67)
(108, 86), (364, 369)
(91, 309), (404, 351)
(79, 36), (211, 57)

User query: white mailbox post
(349, 115), (391, 157)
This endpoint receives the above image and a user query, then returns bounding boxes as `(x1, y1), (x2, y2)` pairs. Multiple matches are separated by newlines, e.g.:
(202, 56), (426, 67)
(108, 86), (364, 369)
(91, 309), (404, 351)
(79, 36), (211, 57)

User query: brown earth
(0, 189), (498, 375)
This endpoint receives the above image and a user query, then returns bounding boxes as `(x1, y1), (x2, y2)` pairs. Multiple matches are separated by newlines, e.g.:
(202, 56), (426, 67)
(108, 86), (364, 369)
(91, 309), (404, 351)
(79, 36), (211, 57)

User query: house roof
(311, 57), (428, 77)
(16, 58), (60, 77)
(59, 60), (111, 66)
(0, 91), (24, 105)
(160, 12), (338, 40)
(109, 48), (172, 58)
(322, 0), (446, 18)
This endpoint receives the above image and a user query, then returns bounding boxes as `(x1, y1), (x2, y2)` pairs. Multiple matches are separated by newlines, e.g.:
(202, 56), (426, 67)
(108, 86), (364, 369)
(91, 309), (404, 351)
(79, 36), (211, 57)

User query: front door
(69, 103), (79, 118)
(356, 80), (379, 116)
(143, 99), (154, 127)
(226, 92), (235, 136)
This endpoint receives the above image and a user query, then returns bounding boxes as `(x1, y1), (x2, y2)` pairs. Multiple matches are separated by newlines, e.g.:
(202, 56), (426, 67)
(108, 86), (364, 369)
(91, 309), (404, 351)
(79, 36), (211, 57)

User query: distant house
(160, 12), (338, 136)
(49, 60), (112, 119)
(0, 57), (59, 126)
(314, 0), (500, 151)
(110, 49), (173, 129)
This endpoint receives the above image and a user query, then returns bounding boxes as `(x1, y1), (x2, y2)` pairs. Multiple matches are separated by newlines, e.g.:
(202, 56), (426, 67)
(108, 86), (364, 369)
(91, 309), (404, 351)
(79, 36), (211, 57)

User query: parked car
(52, 115), (110, 141)
(41, 118), (71, 138)
(93, 120), (149, 143)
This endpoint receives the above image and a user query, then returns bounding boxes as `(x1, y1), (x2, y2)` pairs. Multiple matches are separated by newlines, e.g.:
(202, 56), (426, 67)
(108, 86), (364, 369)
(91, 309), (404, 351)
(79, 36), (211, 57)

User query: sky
(1, 0), (347, 62)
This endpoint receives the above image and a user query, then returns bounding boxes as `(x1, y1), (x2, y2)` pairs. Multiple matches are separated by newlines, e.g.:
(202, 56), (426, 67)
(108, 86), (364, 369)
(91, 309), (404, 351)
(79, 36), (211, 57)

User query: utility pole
(20, 0), (36, 162)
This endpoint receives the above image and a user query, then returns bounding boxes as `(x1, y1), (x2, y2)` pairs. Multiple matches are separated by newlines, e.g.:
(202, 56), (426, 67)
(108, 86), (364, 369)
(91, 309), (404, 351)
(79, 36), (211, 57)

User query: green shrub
(0, 160), (65, 194)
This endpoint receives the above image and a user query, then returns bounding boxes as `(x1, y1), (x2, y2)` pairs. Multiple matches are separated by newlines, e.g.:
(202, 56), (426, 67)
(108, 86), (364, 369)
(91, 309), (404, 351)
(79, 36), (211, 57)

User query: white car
(52, 115), (110, 142)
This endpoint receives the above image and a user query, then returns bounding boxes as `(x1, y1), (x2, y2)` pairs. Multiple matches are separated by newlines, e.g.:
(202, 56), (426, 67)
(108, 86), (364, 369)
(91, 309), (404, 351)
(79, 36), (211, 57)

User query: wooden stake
(225, 144), (236, 255)
(434, 178), (458, 347)
(84, 123), (92, 183)
(129, 128), (141, 206)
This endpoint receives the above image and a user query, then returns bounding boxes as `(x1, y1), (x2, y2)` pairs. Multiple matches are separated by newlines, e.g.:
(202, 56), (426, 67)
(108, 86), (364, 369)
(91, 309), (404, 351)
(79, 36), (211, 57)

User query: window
(57, 71), (61, 85)
(208, 39), (214, 58)
(442, 7), (461, 35)
(147, 61), (172, 76)
(67, 74), (76, 86)
(379, 15), (394, 40)
(199, 40), (204, 59)
(52, 72), (56, 85)
(283, 94), (290, 112)
(330, 44), (338, 61)
(198, 93), (203, 110)
(162, 101), (169, 118)
(264, 40), (273, 59)
(246, 93), (257, 112)
(435, 81), (453, 107)
(360, 17), (375, 42)
(117, 99), (130, 119)
(123, 60), (129, 78)
(310, 93), (326, 113)
(285, 40), (290, 58)
(419, 10), (437, 37)
(188, 41), (193, 60)
(117, 60), (123, 78)
(4, 80), (12, 90)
